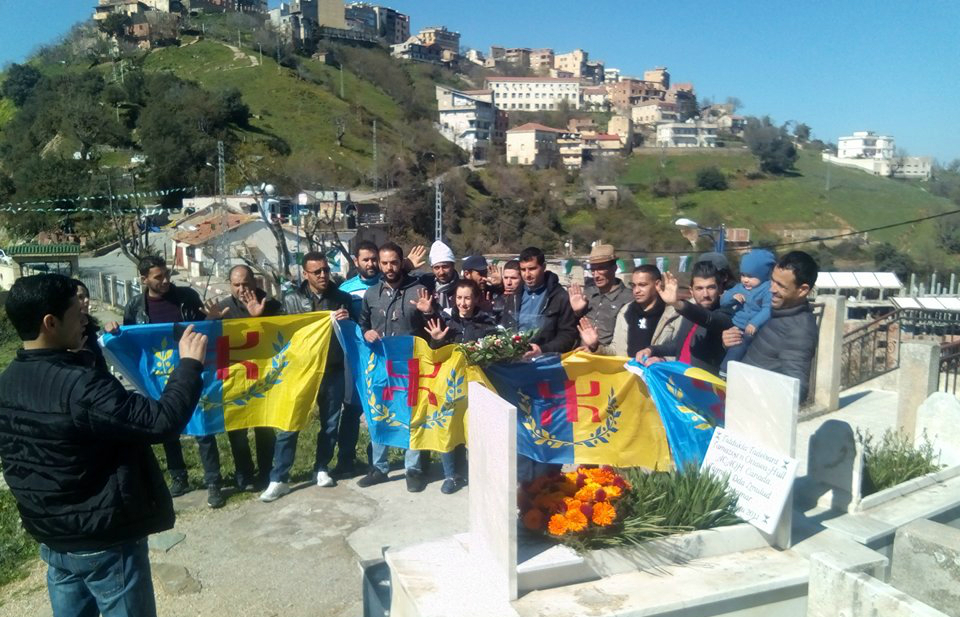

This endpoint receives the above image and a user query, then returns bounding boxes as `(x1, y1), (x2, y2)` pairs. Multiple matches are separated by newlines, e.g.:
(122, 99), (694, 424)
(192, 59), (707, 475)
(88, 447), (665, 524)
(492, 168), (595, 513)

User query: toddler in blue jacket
(720, 249), (776, 373)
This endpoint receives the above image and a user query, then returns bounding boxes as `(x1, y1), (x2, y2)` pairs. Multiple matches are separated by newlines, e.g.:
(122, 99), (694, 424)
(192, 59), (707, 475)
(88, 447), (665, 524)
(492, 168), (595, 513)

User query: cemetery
(359, 298), (960, 617)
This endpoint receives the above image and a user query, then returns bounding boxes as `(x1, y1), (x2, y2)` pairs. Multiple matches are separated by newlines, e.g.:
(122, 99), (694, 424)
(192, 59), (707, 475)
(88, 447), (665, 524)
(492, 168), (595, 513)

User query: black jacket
(742, 301), (818, 400)
(500, 271), (578, 354)
(283, 281), (352, 366)
(429, 310), (499, 348)
(651, 301), (730, 376)
(0, 349), (203, 552)
(123, 284), (205, 326)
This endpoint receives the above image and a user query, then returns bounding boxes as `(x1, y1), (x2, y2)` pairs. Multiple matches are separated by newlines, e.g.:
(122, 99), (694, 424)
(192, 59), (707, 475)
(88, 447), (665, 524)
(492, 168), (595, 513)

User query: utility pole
(339, 63), (345, 98)
(237, 29), (241, 48)
(258, 42), (262, 67)
(216, 140), (226, 198)
(372, 119), (378, 191)
(434, 178), (443, 242)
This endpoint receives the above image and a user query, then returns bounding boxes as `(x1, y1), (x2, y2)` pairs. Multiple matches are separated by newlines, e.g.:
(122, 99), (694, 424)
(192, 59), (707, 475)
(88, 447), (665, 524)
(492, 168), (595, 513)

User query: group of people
(0, 238), (820, 616)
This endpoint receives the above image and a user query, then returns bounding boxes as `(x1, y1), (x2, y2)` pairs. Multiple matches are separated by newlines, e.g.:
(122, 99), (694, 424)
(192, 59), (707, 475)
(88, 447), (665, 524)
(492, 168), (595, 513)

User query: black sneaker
(356, 468), (389, 488)
(331, 462), (358, 479)
(441, 476), (465, 495)
(169, 475), (189, 497)
(207, 485), (226, 509)
(405, 471), (427, 493)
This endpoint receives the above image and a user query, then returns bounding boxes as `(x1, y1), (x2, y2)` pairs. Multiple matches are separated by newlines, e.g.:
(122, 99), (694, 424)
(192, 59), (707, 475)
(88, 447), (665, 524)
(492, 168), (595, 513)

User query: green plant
(696, 166), (728, 191)
(858, 429), (943, 495)
(0, 489), (38, 587)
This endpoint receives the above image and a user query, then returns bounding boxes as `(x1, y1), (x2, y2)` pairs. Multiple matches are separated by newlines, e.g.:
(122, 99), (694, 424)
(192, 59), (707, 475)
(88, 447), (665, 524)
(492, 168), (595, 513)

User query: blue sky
(2, 1), (958, 162)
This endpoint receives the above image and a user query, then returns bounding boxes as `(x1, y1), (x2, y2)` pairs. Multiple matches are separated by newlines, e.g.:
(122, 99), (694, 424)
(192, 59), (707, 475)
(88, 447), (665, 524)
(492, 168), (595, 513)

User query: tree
(873, 243), (916, 280)
(1, 64), (43, 107)
(725, 96), (743, 112)
(793, 122), (811, 143)
(696, 166), (728, 191)
(743, 116), (798, 174)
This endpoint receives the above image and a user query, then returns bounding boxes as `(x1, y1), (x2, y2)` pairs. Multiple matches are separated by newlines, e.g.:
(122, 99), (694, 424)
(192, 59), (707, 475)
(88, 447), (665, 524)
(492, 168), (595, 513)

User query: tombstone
(724, 361), (800, 549)
(891, 520), (960, 617)
(806, 420), (864, 512)
(915, 392), (960, 467)
(467, 382), (518, 602)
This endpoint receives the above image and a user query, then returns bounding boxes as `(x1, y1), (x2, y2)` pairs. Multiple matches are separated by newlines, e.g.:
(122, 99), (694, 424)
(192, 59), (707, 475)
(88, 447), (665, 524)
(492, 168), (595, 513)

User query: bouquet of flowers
(458, 329), (537, 367)
(519, 466), (630, 546)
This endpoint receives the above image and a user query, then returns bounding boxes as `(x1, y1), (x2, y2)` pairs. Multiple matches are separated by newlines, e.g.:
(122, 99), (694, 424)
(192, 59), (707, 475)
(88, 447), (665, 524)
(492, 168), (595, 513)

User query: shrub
(696, 166), (728, 191)
(0, 489), (37, 587)
(858, 429), (943, 495)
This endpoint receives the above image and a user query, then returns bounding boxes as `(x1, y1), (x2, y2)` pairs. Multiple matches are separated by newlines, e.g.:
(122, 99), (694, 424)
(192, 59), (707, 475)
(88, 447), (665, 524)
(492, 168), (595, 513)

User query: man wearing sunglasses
(259, 252), (354, 502)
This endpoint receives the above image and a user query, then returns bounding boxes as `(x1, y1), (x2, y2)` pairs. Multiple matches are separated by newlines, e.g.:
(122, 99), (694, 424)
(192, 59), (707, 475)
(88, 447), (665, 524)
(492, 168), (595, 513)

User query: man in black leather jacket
(0, 274), (207, 617)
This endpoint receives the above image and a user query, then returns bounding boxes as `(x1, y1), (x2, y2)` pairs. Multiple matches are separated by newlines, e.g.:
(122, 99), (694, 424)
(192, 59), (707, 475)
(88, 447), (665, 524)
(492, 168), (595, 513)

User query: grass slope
(620, 150), (954, 253)
(142, 38), (458, 185)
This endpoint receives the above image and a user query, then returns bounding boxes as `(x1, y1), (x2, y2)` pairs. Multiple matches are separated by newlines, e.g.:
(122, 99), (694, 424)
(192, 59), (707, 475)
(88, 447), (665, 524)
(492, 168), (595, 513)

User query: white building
(631, 101), (678, 125)
(603, 67), (621, 83)
(484, 76), (581, 111)
(435, 85), (496, 161)
(825, 131), (932, 179)
(837, 131), (895, 159)
(582, 86), (609, 111)
(656, 120), (718, 148)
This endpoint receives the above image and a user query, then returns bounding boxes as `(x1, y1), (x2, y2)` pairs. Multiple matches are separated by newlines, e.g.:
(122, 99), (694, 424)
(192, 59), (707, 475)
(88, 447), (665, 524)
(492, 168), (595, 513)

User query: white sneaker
(316, 471), (335, 487)
(259, 481), (290, 502)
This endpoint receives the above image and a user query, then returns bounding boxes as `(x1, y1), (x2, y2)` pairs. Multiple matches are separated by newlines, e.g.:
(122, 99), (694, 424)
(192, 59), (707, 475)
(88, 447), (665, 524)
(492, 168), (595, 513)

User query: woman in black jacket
(424, 279), (497, 494)
(74, 280), (109, 373)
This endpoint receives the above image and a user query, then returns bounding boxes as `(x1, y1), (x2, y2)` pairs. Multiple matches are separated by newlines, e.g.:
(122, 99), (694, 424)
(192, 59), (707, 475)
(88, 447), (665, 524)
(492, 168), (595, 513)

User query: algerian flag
(615, 258), (627, 275)
(564, 258), (575, 275)
(679, 255), (690, 273)
(656, 256), (666, 271)
(634, 257), (646, 267)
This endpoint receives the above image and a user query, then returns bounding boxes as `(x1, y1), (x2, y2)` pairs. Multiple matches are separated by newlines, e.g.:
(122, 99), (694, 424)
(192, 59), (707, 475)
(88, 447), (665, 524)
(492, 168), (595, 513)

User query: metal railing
(77, 272), (141, 311)
(841, 308), (960, 389)
(940, 340), (960, 395)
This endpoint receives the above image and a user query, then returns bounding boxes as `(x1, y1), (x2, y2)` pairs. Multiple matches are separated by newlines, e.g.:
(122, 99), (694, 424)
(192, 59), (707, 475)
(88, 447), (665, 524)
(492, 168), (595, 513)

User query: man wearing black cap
(462, 254), (502, 313)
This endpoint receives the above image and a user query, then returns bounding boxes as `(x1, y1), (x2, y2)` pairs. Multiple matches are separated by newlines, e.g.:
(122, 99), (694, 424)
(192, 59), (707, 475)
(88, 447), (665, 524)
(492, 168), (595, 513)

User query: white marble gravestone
(724, 361), (801, 549)
(467, 382), (518, 602)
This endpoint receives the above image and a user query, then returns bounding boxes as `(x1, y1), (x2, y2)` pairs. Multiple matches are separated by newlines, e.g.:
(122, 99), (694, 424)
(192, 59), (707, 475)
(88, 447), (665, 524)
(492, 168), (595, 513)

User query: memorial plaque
(701, 427), (798, 535)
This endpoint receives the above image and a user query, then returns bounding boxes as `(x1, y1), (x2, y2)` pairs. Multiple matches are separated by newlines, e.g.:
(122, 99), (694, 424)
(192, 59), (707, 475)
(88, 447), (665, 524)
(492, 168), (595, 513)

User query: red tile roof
(591, 134), (622, 141)
(507, 122), (566, 133)
(173, 214), (256, 246)
(486, 76), (580, 83)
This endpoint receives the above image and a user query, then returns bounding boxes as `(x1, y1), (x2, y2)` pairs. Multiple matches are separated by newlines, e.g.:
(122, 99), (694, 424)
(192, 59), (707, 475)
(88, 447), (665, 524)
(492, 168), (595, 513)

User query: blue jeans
(270, 369), (346, 482)
(371, 442), (422, 475)
(40, 539), (156, 617)
(440, 445), (466, 479)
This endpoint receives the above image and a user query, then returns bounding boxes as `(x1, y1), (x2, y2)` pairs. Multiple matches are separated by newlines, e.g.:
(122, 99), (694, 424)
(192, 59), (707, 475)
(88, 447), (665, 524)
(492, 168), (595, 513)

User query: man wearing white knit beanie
(423, 240), (459, 313)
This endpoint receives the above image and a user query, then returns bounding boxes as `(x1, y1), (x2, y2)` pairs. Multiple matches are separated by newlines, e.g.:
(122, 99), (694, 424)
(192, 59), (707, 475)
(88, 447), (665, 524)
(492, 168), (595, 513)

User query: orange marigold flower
(592, 501), (616, 526)
(547, 513), (569, 536)
(565, 509), (589, 532)
(522, 509), (545, 531)
(563, 498), (582, 512)
(585, 468), (616, 485)
(574, 486), (596, 502)
(603, 485), (623, 499)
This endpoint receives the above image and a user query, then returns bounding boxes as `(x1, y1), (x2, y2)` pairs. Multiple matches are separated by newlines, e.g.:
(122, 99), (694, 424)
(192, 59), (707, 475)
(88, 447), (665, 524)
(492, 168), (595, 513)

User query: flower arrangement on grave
(458, 329), (537, 367)
(519, 465), (742, 551)
(519, 466), (630, 545)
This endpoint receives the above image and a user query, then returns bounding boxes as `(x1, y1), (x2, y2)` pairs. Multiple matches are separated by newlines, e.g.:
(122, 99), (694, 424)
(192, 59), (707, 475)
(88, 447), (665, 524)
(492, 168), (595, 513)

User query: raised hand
(424, 317), (450, 342)
(407, 245), (427, 270)
(201, 298), (230, 320)
(659, 272), (680, 306)
(568, 283), (588, 313)
(486, 263), (502, 286)
(409, 287), (433, 314)
(239, 288), (267, 317)
(178, 324), (209, 363)
(577, 316), (599, 352)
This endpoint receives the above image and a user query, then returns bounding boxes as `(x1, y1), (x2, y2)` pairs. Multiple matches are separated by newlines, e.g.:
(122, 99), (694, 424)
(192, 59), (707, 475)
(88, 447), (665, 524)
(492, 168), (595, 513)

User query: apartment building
(558, 132), (585, 169)
(643, 67), (670, 90)
(417, 26), (460, 54)
(606, 115), (633, 149)
(582, 86), (609, 111)
(554, 48), (588, 77)
(485, 76), (582, 111)
(506, 123), (564, 167)
(607, 78), (665, 110)
(656, 120), (718, 148)
(664, 84), (697, 120)
(391, 37), (441, 63)
(631, 100), (679, 125)
(837, 131), (895, 159)
(529, 48), (555, 74)
(435, 86), (496, 161)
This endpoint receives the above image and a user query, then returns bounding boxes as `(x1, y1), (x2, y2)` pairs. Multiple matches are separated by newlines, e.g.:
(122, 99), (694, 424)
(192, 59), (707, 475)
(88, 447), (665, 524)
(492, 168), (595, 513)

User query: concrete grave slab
(891, 519), (960, 616)
(916, 392), (960, 467)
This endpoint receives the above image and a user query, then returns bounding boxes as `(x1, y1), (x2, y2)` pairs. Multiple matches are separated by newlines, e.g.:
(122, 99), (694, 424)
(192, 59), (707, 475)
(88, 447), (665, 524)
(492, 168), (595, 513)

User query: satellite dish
(264, 184), (276, 196)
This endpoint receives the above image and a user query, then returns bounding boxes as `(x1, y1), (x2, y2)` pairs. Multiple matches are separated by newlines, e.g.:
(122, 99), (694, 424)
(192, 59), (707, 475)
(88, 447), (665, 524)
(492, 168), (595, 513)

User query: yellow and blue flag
(102, 313), (333, 436)
(627, 359), (726, 467)
(484, 352), (673, 469)
(340, 322), (467, 452)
